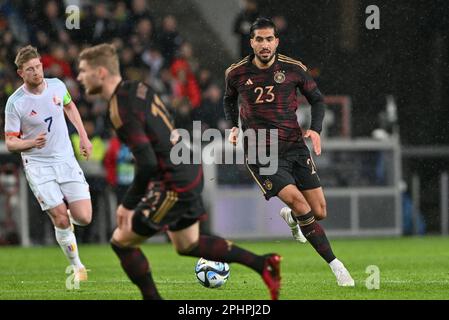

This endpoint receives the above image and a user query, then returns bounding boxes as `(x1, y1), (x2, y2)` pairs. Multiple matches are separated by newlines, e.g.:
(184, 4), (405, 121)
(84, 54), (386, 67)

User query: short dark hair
(250, 17), (278, 38)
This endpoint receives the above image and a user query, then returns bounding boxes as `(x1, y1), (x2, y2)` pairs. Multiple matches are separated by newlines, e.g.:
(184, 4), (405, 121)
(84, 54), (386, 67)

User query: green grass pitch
(0, 237), (448, 300)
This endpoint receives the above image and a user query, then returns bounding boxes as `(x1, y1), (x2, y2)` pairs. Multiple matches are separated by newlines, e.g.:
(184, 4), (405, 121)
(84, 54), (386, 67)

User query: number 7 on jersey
(44, 116), (53, 132)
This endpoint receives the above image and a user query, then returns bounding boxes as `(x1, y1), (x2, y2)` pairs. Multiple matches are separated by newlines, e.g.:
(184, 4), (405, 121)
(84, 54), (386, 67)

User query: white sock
(329, 258), (343, 270)
(55, 226), (84, 269)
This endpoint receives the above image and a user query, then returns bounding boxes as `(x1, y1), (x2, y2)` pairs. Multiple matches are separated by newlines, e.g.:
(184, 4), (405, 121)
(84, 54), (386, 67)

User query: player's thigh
(277, 184), (311, 215)
(57, 159), (91, 202)
(60, 179), (91, 204)
(245, 157), (295, 201)
(301, 187), (327, 220)
(167, 220), (200, 254)
(111, 227), (148, 248)
(165, 194), (206, 253)
(292, 155), (321, 192)
(25, 167), (65, 212)
(67, 199), (92, 225)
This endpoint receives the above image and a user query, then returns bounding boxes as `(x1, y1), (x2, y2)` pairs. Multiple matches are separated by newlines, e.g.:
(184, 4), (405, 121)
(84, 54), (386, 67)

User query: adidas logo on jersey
(245, 79), (253, 86)
(29, 110), (37, 116)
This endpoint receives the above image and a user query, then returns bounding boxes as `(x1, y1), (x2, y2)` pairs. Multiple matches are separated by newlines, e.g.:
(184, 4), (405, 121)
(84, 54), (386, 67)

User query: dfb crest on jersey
(264, 179), (273, 190)
(274, 71), (286, 84)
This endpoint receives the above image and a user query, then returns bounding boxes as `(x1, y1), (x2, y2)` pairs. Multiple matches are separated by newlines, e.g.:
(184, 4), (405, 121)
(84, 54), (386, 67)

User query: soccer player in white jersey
(4, 45), (93, 282)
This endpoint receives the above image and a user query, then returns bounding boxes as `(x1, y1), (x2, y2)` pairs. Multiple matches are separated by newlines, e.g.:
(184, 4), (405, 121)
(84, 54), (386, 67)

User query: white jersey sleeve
(4, 99), (22, 137)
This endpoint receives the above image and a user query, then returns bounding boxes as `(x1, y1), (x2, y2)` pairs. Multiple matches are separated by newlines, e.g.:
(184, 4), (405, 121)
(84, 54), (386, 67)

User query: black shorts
(131, 182), (206, 237)
(245, 147), (321, 200)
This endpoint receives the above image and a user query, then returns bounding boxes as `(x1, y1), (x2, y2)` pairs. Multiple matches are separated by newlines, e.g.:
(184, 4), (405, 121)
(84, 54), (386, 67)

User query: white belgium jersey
(4, 78), (75, 165)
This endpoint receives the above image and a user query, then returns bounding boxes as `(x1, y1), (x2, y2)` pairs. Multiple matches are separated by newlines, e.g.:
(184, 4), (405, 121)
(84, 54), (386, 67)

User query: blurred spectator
(193, 83), (228, 132)
(141, 46), (164, 85)
(120, 46), (143, 81)
(156, 14), (183, 67)
(89, 1), (116, 44)
(66, 43), (81, 74)
(233, 0), (259, 57)
(34, 30), (51, 53)
(104, 130), (135, 204)
(272, 15), (295, 57)
(0, 1), (29, 44)
(1, 29), (19, 62)
(173, 98), (194, 131)
(198, 68), (213, 92)
(41, 44), (74, 79)
(134, 17), (155, 48)
(127, 0), (155, 35)
(157, 67), (176, 103)
(35, 0), (66, 43)
(170, 42), (202, 109)
(111, 1), (130, 38)
(71, 119), (106, 164)
(180, 41), (199, 73)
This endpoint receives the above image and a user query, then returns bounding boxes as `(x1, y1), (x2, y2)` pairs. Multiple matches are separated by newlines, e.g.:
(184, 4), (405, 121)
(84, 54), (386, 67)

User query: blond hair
(79, 43), (120, 75)
(15, 45), (40, 69)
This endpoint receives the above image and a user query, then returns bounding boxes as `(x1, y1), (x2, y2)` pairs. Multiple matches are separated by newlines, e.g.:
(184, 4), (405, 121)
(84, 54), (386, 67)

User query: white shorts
(24, 158), (91, 211)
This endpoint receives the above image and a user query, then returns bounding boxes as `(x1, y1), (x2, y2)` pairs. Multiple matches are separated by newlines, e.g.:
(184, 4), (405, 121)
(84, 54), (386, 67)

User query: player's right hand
(34, 132), (47, 149)
(228, 127), (239, 145)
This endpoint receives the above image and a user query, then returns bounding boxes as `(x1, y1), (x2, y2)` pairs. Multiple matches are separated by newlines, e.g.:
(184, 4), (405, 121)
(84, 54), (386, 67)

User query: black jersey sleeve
(223, 71), (239, 128)
(297, 68), (326, 134)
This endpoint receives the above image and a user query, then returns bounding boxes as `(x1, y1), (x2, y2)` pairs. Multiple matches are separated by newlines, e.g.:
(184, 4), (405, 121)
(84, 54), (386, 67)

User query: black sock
(111, 242), (162, 300)
(297, 211), (336, 263)
(181, 235), (266, 274)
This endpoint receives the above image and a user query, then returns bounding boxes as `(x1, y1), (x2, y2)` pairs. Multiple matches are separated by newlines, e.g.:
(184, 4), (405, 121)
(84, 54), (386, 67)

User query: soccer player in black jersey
(77, 43), (281, 300)
(224, 18), (354, 286)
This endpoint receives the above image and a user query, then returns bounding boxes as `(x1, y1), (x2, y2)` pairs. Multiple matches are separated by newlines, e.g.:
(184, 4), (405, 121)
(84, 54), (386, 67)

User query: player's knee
(314, 202), (327, 220)
(53, 215), (70, 228)
(77, 214), (92, 226)
(290, 199), (311, 215)
(111, 229), (130, 247)
(175, 241), (198, 256)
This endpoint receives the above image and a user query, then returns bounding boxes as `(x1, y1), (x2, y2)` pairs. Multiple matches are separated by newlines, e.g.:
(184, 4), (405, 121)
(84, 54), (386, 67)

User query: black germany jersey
(108, 80), (203, 208)
(223, 53), (326, 154)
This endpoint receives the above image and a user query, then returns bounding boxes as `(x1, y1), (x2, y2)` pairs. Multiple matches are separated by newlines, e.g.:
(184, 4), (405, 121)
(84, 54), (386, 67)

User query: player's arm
(121, 143), (158, 210)
(4, 102), (46, 152)
(111, 95), (158, 211)
(116, 141), (158, 231)
(223, 70), (240, 145)
(5, 133), (46, 152)
(297, 68), (326, 155)
(63, 98), (92, 159)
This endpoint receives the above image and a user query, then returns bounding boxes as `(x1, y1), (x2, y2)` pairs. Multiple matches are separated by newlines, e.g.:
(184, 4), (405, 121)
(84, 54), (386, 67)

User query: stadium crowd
(0, 0), (230, 138)
(0, 0), (232, 243)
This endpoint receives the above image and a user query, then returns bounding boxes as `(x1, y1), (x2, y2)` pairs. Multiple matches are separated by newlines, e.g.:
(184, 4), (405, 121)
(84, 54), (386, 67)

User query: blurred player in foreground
(77, 43), (282, 300)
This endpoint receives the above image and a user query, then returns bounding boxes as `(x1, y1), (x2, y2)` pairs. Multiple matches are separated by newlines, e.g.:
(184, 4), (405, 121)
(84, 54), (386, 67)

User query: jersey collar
(249, 53), (278, 72)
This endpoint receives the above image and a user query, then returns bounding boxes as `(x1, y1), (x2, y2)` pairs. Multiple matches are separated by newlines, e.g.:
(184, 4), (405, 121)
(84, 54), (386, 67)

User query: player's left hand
(79, 137), (93, 160)
(304, 130), (321, 156)
(116, 205), (134, 231)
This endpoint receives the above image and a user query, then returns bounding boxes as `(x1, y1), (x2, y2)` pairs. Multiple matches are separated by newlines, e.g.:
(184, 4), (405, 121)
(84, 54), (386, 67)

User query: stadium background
(0, 0), (448, 243)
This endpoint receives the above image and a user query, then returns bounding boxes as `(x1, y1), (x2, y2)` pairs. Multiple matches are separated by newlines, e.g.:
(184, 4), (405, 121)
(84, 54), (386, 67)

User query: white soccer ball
(195, 258), (230, 288)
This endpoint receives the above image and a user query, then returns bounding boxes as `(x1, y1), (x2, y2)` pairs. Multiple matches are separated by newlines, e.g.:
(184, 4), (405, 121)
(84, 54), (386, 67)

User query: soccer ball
(195, 258), (230, 288)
